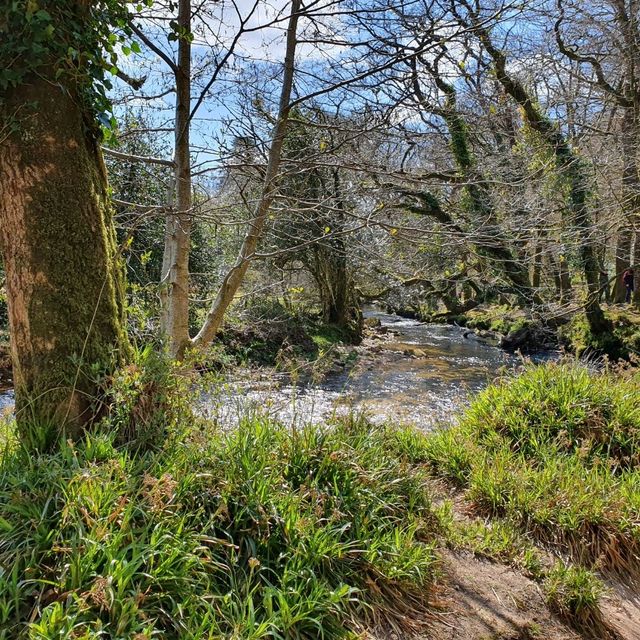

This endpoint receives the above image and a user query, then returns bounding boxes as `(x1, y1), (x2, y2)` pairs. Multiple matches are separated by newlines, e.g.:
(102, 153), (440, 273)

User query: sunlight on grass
(0, 413), (438, 639)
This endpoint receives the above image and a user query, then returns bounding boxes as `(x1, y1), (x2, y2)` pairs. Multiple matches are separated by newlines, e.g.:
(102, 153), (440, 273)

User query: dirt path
(427, 551), (580, 640)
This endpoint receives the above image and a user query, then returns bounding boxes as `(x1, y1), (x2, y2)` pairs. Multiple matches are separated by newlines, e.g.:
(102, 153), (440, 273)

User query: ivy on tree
(0, 0), (150, 134)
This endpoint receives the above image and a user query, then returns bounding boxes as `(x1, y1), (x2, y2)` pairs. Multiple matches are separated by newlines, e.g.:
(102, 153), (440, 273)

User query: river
(0, 310), (547, 429)
(201, 310), (540, 430)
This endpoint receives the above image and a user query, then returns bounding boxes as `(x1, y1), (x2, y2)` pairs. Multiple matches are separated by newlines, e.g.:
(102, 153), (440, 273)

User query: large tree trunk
(473, 19), (609, 334)
(0, 76), (129, 446)
(411, 61), (536, 304)
(312, 242), (362, 341)
(160, 0), (193, 358)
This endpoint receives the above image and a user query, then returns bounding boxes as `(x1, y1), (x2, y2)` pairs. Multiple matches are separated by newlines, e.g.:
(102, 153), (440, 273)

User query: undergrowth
(0, 412), (439, 639)
(408, 362), (640, 635)
(3, 355), (638, 638)
(559, 306), (640, 360)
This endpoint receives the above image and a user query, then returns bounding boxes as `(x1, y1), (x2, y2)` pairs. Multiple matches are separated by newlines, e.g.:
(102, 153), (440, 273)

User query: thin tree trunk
(613, 230), (633, 302)
(160, 0), (192, 358)
(558, 254), (572, 303)
(192, 0), (301, 347)
(0, 76), (129, 446)
(613, 106), (640, 302)
(634, 231), (640, 304)
(531, 229), (545, 290)
(548, 253), (563, 301)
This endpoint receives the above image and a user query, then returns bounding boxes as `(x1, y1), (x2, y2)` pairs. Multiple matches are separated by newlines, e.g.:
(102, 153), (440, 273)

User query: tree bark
(410, 58), (536, 304)
(192, 0), (301, 347)
(613, 106), (640, 302)
(472, 18), (609, 333)
(0, 76), (129, 446)
(160, 0), (193, 358)
(531, 230), (545, 290)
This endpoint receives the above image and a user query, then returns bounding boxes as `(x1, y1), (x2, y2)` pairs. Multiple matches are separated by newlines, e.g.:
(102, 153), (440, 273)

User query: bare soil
(599, 578), (640, 640)
(427, 550), (580, 640)
(375, 479), (640, 640)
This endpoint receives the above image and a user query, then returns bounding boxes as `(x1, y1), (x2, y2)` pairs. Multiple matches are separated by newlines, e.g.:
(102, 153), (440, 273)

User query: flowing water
(201, 309), (545, 430)
(0, 389), (13, 414)
(0, 310), (550, 429)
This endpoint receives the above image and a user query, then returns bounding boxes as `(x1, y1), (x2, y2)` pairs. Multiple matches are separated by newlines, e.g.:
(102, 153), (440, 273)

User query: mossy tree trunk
(409, 56), (537, 304)
(0, 75), (129, 446)
(312, 240), (362, 342)
(318, 168), (362, 341)
(471, 16), (609, 334)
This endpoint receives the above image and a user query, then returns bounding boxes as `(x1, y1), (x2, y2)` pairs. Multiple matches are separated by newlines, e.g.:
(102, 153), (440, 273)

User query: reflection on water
(202, 310), (541, 431)
(0, 310), (552, 430)
(0, 389), (13, 413)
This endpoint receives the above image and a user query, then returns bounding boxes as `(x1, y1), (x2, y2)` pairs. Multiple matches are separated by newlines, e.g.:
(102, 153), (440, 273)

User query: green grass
(543, 561), (619, 639)
(433, 501), (545, 578)
(0, 413), (439, 639)
(419, 363), (640, 576)
(388, 362), (640, 636)
(3, 357), (638, 637)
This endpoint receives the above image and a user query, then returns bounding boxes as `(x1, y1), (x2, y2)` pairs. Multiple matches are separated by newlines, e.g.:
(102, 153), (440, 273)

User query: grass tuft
(544, 562), (618, 639)
(421, 363), (640, 577)
(0, 414), (439, 639)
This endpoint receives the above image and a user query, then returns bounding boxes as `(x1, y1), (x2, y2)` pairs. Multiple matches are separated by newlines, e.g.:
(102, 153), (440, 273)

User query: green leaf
(131, 41), (141, 54)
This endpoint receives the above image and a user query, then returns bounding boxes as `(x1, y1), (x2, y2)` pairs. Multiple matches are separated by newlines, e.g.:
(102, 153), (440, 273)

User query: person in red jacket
(622, 268), (634, 303)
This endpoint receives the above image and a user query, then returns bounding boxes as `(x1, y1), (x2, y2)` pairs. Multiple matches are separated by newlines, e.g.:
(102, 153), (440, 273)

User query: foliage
(560, 307), (640, 360)
(457, 305), (530, 336)
(0, 1), (146, 126)
(0, 409), (439, 638)
(102, 345), (188, 449)
(217, 298), (353, 369)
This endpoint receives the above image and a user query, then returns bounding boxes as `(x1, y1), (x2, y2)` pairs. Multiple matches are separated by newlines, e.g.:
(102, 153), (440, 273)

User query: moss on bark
(0, 74), (130, 447)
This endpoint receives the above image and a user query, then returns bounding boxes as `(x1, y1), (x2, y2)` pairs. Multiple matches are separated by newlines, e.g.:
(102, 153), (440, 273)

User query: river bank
(0, 309), (531, 427)
(409, 303), (640, 359)
(1, 361), (638, 639)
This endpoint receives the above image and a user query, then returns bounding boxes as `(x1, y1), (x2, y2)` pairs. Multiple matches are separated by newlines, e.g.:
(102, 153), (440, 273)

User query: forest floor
(2, 315), (640, 638)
